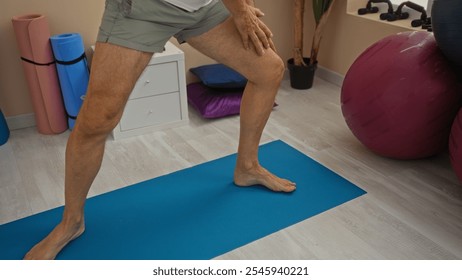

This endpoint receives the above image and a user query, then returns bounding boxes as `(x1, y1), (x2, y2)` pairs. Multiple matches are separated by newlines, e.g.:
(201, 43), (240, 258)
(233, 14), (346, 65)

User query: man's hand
(222, 0), (276, 56)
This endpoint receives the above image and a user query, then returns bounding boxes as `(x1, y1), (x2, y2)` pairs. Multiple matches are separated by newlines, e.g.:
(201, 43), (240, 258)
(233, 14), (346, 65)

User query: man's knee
(251, 55), (285, 85)
(74, 93), (125, 137)
(272, 56), (285, 81)
(75, 109), (121, 137)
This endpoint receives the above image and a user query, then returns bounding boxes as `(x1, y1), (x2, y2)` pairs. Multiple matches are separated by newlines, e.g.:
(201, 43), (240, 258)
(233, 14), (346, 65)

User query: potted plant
(288, 0), (336, 89)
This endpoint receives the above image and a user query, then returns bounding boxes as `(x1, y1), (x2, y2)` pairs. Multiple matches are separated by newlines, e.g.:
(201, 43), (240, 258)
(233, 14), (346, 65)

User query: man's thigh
(187, 18), (282, 82)
(80, 42), (152, 124)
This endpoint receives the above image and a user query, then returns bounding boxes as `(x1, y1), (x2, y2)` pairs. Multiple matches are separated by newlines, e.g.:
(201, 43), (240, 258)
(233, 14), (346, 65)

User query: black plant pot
(287, 57), (317, 90)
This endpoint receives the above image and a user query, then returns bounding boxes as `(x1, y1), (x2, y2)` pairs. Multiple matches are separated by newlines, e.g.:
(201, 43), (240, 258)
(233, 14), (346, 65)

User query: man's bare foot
(23, 220), (85, 260)
(234, 164), (296, 192)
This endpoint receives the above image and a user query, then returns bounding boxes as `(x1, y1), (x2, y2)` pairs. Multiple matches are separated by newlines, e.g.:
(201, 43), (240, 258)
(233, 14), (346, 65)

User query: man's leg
(187, 18), (296, 192)
(24, 42), (153, 260)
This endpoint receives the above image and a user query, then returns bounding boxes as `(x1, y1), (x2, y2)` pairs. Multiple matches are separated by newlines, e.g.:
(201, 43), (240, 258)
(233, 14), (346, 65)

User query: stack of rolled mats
(11, 14), (89, 133)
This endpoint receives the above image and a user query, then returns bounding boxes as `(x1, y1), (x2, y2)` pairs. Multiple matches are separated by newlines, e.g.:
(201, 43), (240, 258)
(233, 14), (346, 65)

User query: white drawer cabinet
(112, 42), (189, 139)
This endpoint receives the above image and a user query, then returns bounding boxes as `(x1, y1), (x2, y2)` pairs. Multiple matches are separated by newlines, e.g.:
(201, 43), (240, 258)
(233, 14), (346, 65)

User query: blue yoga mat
(0, 140), (366, 260)
(0, 109), (9, 146)
(50, 33), (89, 130)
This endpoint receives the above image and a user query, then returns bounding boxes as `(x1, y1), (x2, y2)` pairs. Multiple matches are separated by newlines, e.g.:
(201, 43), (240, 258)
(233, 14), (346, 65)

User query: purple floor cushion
(187, 82), (244, 119)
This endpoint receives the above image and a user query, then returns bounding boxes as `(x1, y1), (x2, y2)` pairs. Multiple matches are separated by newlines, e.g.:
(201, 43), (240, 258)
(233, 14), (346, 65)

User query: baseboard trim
(315, 66), (345, 87)
(284, 66), (345, 87)
(6, 114), (36, 130)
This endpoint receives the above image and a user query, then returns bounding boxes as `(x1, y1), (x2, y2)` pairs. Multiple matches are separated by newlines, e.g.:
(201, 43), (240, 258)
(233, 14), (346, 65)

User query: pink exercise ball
(341, 31), (462, 159)
(449, 109), (462, 183)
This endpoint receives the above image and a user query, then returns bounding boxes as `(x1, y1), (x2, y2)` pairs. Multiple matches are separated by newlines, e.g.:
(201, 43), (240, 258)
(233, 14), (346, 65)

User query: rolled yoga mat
(50, 33), (89, 130)
(0, 140), (366, 260)
(0, 110), (9, 146)
(11, 14), (67, 134)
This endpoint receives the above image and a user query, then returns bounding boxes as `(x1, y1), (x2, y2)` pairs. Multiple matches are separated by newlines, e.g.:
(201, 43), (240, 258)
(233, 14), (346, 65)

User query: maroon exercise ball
(341, 31), (462, 159)
(449, 109), (462, 183)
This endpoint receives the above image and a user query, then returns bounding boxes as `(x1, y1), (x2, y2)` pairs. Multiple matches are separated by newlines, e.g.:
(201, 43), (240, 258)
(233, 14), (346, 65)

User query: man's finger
(239, 30), (250, 50)
(249, 32), (264, 55)
(253, 7), (265, 17)
(259, 21), (273, 39)
(255, 28), (270, 49)
(268, 38), (277, 53)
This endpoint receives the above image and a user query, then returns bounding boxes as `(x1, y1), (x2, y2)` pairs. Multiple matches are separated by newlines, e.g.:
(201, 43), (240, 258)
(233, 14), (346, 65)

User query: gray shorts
(97, 0), (230, 53)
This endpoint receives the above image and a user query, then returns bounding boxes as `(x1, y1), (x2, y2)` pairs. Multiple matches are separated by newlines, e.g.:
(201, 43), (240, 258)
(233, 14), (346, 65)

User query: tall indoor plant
(288, 0), (336, 89)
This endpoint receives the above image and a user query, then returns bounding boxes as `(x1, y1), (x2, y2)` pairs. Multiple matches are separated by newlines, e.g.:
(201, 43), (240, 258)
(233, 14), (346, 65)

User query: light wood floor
(1, 78), (461, 260)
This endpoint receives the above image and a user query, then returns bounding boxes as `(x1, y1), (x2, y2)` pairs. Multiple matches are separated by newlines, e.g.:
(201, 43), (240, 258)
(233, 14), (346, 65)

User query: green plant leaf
(312, 0), (334, 25)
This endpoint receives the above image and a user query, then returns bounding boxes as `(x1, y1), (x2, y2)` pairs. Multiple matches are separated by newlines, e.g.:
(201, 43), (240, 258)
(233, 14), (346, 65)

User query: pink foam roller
(12, 14), (67, 134)
(341, 31), (462, 159)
